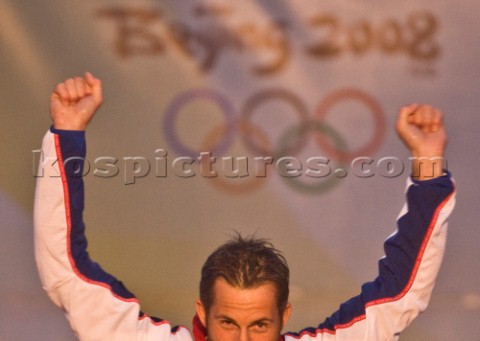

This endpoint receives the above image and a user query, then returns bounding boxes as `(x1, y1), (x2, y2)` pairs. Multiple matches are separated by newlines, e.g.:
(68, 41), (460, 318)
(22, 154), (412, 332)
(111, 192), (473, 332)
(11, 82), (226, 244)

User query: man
(34, 73), (456, 340)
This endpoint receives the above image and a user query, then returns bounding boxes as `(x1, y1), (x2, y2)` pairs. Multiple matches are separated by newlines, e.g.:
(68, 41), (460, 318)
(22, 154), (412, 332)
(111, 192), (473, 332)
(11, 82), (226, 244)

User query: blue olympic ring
(163, 89), (236, 157)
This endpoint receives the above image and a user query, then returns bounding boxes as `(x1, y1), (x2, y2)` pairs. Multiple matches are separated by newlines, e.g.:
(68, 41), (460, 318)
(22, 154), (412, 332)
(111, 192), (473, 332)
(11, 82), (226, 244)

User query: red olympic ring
(239, 88), (310, 156)
(314, 88), (386, 162)
(201, 120), (270, 194)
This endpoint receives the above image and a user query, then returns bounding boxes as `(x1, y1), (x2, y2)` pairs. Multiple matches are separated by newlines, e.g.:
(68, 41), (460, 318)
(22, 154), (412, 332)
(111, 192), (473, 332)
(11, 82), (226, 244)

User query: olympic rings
(201, 120), (270, 194)
(314, 88), (386, 162)
(163, 89), (236, 157)
(276, 121), (347, 194)
(163, 87), (385, 195)
(240, 88), (310, 156)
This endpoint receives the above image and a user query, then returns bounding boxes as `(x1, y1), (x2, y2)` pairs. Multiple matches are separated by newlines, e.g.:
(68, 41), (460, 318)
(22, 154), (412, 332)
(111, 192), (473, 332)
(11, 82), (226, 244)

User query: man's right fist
(51, 72), (103, 131)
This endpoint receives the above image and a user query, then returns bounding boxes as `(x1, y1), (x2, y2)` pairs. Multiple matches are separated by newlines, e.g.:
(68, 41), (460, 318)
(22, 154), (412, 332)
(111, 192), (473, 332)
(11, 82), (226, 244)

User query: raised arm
(34, 74), (192, 341)
(284, 104), (455, 340)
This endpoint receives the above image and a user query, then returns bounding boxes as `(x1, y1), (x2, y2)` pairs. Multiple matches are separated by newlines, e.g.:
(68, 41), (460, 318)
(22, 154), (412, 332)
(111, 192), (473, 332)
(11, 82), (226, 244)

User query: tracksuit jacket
(34, 127), (456, 340)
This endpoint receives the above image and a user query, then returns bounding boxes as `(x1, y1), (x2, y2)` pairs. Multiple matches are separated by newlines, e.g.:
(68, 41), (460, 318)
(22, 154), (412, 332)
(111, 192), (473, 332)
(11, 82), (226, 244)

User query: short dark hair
(199, 233), (290, 316)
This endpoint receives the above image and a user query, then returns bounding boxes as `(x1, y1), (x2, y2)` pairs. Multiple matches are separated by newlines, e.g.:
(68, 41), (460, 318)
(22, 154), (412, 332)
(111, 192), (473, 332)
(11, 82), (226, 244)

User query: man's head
(195, 234), (291, 340)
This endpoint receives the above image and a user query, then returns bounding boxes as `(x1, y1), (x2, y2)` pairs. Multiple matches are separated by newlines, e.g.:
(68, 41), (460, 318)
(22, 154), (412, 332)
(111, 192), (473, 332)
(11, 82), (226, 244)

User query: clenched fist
(51, 72), (103, 131)
(396, 104), (447, 180)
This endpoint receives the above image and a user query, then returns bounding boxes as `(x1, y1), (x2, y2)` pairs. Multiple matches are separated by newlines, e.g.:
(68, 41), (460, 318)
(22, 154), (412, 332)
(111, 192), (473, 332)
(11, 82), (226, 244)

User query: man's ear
(195, 299), (207, 327)
(282, 303), (292, 328)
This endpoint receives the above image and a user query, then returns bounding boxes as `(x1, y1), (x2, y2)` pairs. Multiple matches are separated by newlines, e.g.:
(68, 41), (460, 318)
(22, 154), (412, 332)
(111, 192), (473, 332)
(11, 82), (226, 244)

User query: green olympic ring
(275, 120), (348, 195)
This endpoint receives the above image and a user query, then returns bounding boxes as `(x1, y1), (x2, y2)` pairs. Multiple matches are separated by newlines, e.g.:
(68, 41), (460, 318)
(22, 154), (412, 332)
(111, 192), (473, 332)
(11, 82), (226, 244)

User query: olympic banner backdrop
(1, 1), (479, 340)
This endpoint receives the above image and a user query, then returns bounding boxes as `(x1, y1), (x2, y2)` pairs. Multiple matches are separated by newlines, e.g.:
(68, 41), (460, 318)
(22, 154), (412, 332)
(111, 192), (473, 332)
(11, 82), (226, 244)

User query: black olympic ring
(239, 88), (310, 156)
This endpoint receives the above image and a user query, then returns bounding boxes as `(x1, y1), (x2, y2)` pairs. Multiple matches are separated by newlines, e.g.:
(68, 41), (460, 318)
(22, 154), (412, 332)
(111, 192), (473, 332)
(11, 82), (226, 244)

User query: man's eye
(253, 321), (268, 330)
(220, 320), (235, 329)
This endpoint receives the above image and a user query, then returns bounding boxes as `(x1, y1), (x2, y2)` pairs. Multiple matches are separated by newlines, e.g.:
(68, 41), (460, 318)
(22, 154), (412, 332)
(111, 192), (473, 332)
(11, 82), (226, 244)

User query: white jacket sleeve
(283, 172), (456, 341)
(34, 128), (193, 341)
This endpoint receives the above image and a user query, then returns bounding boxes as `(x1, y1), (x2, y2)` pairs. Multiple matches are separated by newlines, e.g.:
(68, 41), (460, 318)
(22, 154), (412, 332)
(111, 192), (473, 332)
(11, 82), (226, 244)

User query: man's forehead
(213, 277), (278, 295)
(207, 278), (281, 330)
(211, 278), (278, 310)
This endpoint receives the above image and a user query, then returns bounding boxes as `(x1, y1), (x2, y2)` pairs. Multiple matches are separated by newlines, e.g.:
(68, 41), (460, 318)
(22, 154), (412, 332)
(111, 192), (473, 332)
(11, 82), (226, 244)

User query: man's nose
(238, 328), (251, 341)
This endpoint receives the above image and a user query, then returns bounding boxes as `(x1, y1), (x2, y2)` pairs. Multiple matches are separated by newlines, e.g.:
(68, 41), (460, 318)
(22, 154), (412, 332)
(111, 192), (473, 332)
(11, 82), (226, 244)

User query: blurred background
(1, 0), (479, 340)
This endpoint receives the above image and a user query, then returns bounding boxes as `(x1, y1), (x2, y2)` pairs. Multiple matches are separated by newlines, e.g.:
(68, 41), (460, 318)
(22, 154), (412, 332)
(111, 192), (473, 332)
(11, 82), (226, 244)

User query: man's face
(196, 278), (291, 341)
